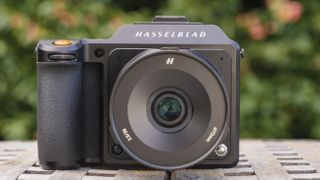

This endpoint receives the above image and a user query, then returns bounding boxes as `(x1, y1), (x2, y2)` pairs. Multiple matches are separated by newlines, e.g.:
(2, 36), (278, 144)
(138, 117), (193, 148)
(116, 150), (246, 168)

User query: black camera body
(36, 16), (242, 170)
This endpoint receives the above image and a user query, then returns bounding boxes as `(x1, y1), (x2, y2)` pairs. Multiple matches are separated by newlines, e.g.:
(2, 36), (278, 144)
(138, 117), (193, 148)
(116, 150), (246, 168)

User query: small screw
(94, 48), (105, 58)
(112, 144), (123, 155)
(215, 144), (228, 157)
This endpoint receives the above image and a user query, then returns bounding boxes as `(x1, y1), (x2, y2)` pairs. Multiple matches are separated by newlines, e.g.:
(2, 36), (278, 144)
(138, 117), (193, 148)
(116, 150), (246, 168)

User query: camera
(36, 16), (242, 170)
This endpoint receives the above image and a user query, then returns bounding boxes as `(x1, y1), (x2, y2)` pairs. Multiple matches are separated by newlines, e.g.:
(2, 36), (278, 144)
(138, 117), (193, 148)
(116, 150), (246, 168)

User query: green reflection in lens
(157, 97), (182, 122)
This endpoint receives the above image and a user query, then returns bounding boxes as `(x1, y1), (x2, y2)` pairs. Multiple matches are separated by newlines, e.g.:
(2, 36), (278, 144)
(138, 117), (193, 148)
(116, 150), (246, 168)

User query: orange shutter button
(53, 39), (73, 46)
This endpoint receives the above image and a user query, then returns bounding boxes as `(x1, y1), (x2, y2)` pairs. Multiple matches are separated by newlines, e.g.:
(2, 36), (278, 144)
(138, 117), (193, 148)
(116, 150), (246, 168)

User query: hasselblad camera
(36, 16), (243, 170)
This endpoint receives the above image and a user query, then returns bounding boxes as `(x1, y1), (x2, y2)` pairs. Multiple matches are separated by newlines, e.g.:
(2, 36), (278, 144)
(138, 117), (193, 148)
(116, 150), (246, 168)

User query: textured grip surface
(82, 63), (102, 162)
(37, 61), (82, 168)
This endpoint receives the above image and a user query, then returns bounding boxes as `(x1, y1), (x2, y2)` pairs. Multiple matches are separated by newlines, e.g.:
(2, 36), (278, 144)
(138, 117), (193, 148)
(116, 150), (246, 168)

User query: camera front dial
(109, 49), (229, 170)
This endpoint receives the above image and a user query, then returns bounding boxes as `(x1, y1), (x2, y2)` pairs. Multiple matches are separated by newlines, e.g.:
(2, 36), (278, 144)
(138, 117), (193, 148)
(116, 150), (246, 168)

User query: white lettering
(151, 31), (156, 38)
(191, 32), (198, 37)
(200, 31), (206, 37)
(143, 32), (150, 37)
(166, 57), (174, 65)
(206, 127), (217, 142)
(134, 31), (207, 38)
(171, 31), (175, 38)
(164, 31), (169, 38)
(122, 128), (132, 142)
(135, 31), (143, 37)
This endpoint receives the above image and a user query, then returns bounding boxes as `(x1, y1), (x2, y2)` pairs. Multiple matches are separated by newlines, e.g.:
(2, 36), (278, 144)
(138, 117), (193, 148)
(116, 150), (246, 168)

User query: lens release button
(49, 54), (76, 61)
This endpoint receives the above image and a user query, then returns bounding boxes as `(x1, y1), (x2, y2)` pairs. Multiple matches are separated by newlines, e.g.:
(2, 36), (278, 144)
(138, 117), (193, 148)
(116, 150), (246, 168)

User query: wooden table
(0, 140), (319, 180)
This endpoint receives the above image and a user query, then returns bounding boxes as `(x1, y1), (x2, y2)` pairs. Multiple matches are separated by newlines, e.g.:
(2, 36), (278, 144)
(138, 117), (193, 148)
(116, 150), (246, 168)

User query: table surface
(0, 140), (319, 180)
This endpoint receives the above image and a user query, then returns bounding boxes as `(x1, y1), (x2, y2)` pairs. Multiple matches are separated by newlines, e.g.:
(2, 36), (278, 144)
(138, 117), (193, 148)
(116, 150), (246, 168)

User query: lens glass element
(151, 91), (189, 129)
(158, 97), (182, 122)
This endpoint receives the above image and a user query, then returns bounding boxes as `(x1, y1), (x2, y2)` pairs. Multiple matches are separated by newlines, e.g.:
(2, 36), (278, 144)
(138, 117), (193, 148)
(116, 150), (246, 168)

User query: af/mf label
(206, 126), (217, 142)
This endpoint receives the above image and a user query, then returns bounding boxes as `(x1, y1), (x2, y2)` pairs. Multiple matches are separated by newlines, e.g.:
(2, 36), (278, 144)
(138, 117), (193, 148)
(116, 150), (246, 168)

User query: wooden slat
(171, 169), (224, 180)
(267, 140), (320, 180)
(235, 161), (252, 168)
(279, 160), (310, 166)
(286, 140), (320, 175)
(272, 151), (298, 156)
(116, 170), (168, 180)
(267, 148), (293, 152)
(276, 156), (303, 160)
(238, 157), (248, 162)
(24, 166), (54, 175)
(18, 174), (51, 180)
(86, 168), (117, 177)
(241, 140), (289, 180)
(48, 167), (89, 180)
(290, 173), (320, 180)
(82, 168), (117, 180)
(223, 167), (255, 176)
(283, 165), (317, 174)
(225, 176), (258, 180)
(83, 176), (115, 180)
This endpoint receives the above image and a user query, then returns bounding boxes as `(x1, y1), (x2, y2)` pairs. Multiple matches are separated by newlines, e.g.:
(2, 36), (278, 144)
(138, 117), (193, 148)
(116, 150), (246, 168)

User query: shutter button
(53, 39), (73, 46)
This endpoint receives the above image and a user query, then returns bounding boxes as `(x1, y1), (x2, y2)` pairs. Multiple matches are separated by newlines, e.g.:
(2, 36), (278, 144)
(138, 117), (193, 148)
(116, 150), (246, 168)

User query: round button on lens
(53, 39), (73, 46)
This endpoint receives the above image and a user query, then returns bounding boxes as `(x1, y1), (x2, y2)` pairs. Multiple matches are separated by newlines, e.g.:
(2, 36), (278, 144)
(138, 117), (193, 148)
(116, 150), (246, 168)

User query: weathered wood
(279, 160), (310, 166)
(115, 170), (168, 180)
(241, 140), (289, 180)
(225, 176), (258, 180)
(284, 165), (317, 174)
(276, 155), (303, 160)
(49, 167), (89, 180)
(235, 161), (251, 168)
(289, 173), (320, 180)
(265, 140), (320, 180)
(171, 169), (224, 180)
(83, 168), (117, 180)
(0, 141), (37, 180)
(18, 174), (51, 180)
(223, 167), (255, 176)
(287, 140), (320, 176)
(0, 140), (319, 180)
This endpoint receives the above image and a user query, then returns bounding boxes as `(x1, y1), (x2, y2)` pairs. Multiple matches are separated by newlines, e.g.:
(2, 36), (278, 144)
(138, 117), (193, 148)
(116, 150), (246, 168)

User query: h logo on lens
(166, 57), (174, 65)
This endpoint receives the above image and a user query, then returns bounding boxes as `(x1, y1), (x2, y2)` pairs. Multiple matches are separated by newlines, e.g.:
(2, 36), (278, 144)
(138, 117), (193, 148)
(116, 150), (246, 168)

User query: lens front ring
(109, 49), (229, 170)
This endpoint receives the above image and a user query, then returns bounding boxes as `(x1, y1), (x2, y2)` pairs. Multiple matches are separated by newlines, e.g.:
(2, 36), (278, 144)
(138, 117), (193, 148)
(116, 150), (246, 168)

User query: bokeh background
(0, 0), (319, 140)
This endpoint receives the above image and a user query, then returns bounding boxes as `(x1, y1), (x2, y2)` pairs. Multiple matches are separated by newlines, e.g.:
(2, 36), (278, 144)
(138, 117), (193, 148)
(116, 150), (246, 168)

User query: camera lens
(110, 49), (228, 170)
(152, 93), (186, 128)
(158, 97), (182, 121)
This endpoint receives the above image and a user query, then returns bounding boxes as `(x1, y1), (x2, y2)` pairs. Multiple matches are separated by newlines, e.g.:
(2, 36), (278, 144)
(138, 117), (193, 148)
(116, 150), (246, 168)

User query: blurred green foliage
(0, 0), (319, 140)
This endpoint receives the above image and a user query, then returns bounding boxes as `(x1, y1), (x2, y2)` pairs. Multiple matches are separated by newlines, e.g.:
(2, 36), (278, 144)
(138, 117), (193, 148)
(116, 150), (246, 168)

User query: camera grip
(37, 61), (82, 170)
